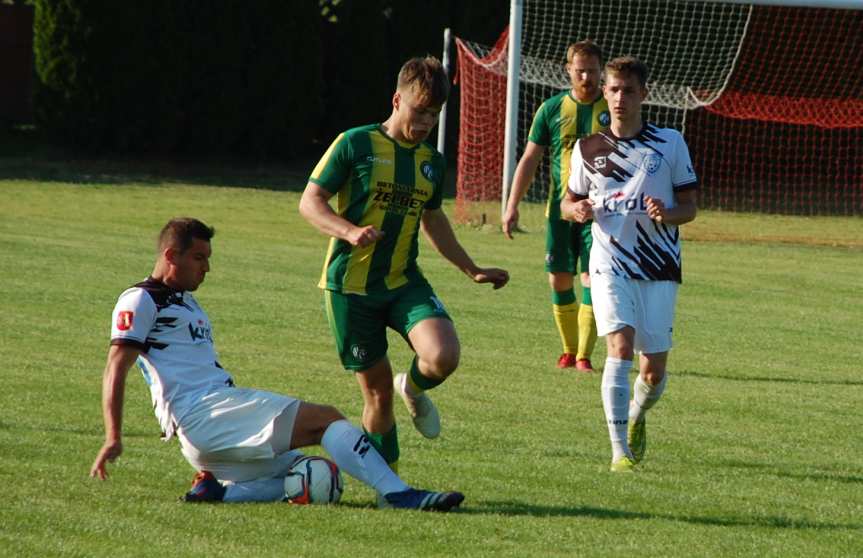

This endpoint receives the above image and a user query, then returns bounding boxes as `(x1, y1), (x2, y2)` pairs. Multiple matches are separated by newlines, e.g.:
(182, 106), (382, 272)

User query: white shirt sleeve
(568, 139), (590, 196)
(671, 131), (698, 189)
(110, 288), (157, 346)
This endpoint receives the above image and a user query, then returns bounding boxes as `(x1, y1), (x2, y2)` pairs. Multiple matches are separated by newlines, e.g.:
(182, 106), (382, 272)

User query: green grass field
(1, 178), (861, 557)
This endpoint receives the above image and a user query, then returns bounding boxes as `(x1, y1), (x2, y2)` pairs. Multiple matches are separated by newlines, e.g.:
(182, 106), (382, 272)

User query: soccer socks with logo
(629, 373), (668, 424)
(364, 423), (400, 468)
(323, 419), (409, 496)
(602, 357), (633, 461)
(576, 300), (597, 361)
(552, 289), (579, 354)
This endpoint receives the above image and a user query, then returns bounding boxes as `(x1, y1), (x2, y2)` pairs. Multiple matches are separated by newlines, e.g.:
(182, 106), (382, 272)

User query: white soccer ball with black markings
(284, 456), (344, 505)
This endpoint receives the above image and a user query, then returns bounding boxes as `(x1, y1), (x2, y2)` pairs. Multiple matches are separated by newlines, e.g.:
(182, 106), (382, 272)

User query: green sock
(364, 423), (400, 466)
(409, 356), (443, 392)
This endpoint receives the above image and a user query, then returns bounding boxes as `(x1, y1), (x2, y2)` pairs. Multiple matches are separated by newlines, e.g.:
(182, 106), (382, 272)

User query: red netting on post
(691, 6), (863, 214)
(454, 31), (509, 224)
(455, 2), (863, 217)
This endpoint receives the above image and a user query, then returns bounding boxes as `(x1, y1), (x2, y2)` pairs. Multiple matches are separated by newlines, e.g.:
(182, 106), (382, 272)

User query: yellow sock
(552, 302), (579, 354)
(576, 303), (597, 360)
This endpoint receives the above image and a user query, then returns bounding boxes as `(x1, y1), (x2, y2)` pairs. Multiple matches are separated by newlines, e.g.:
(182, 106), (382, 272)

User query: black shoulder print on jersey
(580, 132), (633, 183)
(637, 123), (667, 145)
(134, 277), (192, 311)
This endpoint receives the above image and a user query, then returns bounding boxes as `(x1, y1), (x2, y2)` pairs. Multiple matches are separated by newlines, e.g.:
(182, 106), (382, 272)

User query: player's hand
(90, 440), (123, 480)
(502, 207), (519, 239)
(572, 199), (594, 223)
(347, 225), (384, 247)
(645, 196), (666, 223)
(472, 267), (510, 290)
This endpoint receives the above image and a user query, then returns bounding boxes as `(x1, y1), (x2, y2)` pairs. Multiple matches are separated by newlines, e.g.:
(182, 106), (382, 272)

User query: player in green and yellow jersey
(502, 40), (610, 372)
(300, 57), (509, 496)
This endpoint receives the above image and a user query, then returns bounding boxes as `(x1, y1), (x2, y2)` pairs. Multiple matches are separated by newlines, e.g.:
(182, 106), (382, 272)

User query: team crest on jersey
(643, 153), (662, 175)
(351, 344), (368, 362)
(420, 161), (435, 182)
(593, 156), (607, 170)
(116, 311), (134, 331)
(598, 110), (611, 127)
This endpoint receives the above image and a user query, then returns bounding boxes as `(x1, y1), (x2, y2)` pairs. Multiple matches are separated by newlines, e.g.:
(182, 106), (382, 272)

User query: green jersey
(309, 124), (445, 295)
(527, 91), (610, 219)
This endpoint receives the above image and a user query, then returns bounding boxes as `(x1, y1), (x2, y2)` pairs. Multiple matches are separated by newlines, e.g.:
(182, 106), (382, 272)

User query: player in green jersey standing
(502, 40), (610, 372)
(300, 56), (509, 498)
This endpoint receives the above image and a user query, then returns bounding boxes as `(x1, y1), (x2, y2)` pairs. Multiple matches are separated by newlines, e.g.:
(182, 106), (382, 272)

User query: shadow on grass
(675, 369), (863, 387)
(464, 501), (862, 530)
(720, 458), (863, 485)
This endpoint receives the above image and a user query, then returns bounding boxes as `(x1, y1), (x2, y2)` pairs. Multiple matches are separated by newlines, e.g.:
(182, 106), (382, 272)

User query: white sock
(629, 373), (668, 424)
(602, 357), (633, 461)
(321, 419), (409, 495)
(223, 478), (286, 502)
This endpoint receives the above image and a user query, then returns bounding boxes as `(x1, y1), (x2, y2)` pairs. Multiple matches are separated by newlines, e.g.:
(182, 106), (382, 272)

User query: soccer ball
(284, 456), (344, 505)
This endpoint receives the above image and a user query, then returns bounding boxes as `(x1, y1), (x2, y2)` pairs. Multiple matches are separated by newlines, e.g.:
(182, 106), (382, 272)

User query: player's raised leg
(395, 316), (459, 439)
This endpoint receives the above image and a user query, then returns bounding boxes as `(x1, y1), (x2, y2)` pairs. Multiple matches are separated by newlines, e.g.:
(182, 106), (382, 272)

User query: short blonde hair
(397, 56), (450, 107)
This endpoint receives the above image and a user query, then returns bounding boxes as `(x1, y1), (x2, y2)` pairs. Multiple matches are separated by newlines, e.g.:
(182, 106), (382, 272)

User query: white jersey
(110, 277), (234, 439)
(568, 124), (698, 282)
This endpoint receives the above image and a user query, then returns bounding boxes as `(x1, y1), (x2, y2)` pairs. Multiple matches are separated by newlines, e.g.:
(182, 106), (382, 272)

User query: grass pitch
(1, 179), (861, 557)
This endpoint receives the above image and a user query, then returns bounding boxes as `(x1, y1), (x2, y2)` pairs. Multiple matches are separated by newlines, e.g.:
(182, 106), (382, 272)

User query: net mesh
(455, 0), (863, 219)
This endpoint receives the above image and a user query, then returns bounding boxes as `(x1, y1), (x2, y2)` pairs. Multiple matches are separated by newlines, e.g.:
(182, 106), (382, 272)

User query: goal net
(454, 0), (863, 221)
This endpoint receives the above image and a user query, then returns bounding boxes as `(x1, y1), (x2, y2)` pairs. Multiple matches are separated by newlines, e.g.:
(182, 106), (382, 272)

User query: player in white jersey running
(90, 217), (464, 511)
(561, 57), (698, 472)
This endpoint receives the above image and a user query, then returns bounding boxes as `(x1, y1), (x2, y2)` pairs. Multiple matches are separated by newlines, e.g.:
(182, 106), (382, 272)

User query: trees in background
(32, 0), (507, 158)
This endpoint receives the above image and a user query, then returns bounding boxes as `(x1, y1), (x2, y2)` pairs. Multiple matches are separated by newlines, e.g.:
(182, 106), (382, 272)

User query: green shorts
(323, 282), (452, 371)
(545, 217), (593, 274)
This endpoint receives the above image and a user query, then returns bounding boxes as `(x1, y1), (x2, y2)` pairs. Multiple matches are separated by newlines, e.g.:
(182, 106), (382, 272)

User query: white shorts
(590, 273), (678, 354)
(176, 387), (303, 482)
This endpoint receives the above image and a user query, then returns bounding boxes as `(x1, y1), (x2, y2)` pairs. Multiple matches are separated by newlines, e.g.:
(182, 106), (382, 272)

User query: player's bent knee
(422, 346), (460, 379)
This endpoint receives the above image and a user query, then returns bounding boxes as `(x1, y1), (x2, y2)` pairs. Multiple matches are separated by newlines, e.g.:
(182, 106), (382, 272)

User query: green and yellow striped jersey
(527, 91), (610, 219)
(309, 124), (445, 295)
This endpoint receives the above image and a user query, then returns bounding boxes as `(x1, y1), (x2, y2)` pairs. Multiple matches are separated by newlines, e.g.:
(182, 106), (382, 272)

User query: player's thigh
(407, 317), (460, 370)
(632, 280), (678, 354)
(284, 401), (345, 451)
(545, 217), (576, 273)
(324, 289), (388, 371)
(177, 388), (301, 482)
(389, 282), (458, 364)
(590, 273), (638, 337)
(388, 282), (451, 339)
